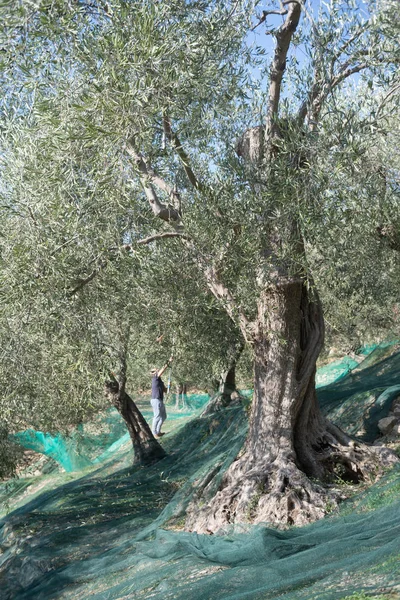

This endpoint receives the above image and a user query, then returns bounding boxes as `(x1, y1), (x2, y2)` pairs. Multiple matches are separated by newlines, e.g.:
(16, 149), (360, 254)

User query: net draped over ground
(0, 346), (399, 600)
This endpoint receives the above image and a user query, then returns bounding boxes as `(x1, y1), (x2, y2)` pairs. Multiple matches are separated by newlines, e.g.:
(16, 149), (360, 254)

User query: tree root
(185, 434), (398, 534)
(185, 456), (328, 534)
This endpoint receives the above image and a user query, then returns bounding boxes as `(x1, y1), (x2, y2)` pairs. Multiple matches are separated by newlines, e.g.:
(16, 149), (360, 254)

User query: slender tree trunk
(175, 384), (181, 409)
(202, 342), (244, 416)
(181, 383), (188, 409)
(186, 281), (397, 532)
(219, 358), (239, 401)
(175, 383), (187, 409)
(105, 381), (166, 465)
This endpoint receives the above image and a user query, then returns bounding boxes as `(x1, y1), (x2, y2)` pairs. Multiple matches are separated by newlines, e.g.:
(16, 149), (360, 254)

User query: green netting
(11, 395), (210, 473)
(13, 430), (93, 472)
(166, 393), (210, 410)
(11, 408), (128, 472)
(11, 342), (398, 472)
(1, 350), (400, 600)
(0, 403), (399, 600)
(319, 343), (400, 441)
(356, 341), (399, 357)
(316, 357), (360, 388)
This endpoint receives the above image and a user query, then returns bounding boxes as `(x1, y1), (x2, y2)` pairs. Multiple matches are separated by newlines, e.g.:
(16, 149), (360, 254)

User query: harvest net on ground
(0, 345), (399, 600)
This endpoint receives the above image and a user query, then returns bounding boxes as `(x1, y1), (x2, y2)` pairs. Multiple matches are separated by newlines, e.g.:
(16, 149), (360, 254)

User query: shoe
(154, 432), (166, 439)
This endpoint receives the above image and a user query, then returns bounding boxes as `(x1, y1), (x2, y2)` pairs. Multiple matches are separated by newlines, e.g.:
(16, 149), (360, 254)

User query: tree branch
(68, 259), (108, 296)
(298, 11), (372, 127)
(116, 135), (252, 341)
(264, 1), (303, 151)
(162, 115), (204, 192)
(298, 61), (370, 126)
(126, 142), (179, 202)
(376, 81), (400, 118)
(329, 26), (368, 73)
(252, 6), (288, 31)
(203, 263), (253, 342)
(297, 82), (320, 125)
(331, 61), (369, 88)
(69, 232), (192, 294)
(126, 141), (181, 223)
(50, 235), (80, 257)
(136, 232), (192, 245)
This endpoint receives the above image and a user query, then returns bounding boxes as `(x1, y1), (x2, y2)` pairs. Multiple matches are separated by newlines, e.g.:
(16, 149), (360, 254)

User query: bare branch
(203, 263), (253, 342)
(264, 1), (303, 151)
(136, 232), (192, 245)
(126, 141), (181, 223)
(251, 7), (288, 31)
(68, 259), (108, 296)
(162, 115), (204, 192)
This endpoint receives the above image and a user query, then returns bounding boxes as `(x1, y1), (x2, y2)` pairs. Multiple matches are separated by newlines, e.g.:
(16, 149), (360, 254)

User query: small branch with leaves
(135, 232), (192, 245)
(203, 263), (253, 342)
(298, 58), (371, 126)
(68, 258), (109, 296)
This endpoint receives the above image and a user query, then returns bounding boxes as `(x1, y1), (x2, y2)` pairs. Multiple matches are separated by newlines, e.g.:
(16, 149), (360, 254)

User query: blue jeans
(151, 399), (167, 435)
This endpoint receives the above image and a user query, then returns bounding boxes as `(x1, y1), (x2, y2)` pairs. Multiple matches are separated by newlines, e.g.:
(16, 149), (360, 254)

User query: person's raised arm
(157, 355), (173, 378)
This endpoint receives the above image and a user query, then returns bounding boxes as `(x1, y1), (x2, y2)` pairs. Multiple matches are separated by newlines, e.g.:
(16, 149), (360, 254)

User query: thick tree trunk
(186, 281), (397, 533)
(105, 381), (166, 465)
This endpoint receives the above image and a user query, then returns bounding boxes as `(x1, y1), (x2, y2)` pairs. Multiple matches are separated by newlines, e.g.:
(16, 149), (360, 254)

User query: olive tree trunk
(219, 349), (241, 401)
(175, 383), (188, 410)
(186, 281), (396, 532)
(105, 380), (166, 465)
(202, 342), (244, 417)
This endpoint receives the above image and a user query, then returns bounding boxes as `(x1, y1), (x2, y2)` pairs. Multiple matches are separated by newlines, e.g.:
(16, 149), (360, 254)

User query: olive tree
(1, 0), (399, 528)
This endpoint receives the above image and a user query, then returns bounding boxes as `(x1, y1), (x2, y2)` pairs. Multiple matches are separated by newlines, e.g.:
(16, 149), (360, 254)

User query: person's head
(150, 368), (158, 377)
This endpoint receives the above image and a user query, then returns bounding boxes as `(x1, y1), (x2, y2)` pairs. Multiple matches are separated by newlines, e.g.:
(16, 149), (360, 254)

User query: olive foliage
(0, 0), (399, 476)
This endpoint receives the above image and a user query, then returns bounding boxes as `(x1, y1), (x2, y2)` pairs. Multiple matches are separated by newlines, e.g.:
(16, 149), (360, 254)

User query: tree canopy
(0, 0), (399, 523)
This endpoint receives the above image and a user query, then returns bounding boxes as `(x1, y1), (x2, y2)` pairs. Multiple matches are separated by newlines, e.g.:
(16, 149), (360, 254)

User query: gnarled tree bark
(186, 281), (396, 533)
